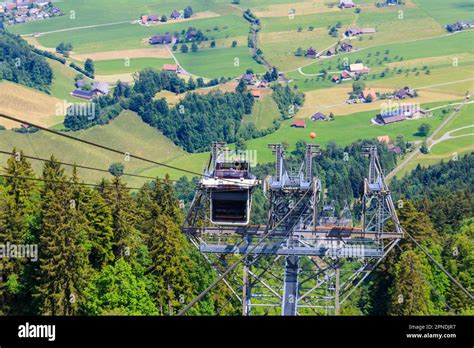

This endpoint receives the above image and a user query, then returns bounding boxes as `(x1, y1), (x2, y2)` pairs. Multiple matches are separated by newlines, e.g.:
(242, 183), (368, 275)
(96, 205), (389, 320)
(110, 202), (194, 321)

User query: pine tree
(82, 188), (114, 270)
(147, 214), (191, 315)
(34, 158), (90, 315)
(389, 250), (433, 315)
(0, 150), (37, 314)
(98, 177), (140, 261)
(138, 178), (191, 315)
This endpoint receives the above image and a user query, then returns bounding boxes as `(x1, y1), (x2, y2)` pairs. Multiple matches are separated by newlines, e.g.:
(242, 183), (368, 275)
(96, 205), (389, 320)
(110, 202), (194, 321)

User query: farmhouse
(349, 63), (370, 75)
(292, 120), (306, 128)
(140, 14), (160, 24)
(305, 47), (317, 59)
(256, 80), (269, 88)
(251, 90), (262, 99)
(241, 73), (257, 85)
(163, 64), (179, 72)
(149, 34), (176, 45)
(341, 70), (355, 80)
(311, 112), (327, 121)
(345, 26), (376, 37)
(446, 21), (474, 32)
(71, 89), (94, 100)
(395, 86), (416, 99)
(339, 42), (353, 52)
(326, 47), (337, 56)
(362, 89), (377, 101)
(458, 21), (474, 28)
(339, 0), (355, 9)
(376, 113), (406, 125)
(170, 10), (182, 20)
(92, 81), (110, 96)
(75, 79), (86, 88)
(331, 74), (341, 83)
(376, 104), (429, 125)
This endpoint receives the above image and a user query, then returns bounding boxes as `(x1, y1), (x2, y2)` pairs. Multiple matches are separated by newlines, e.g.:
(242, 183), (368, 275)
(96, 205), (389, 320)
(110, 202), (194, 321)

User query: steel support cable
(0, 150), (175, 183)
(395, 244), (453, 312)
(177, 188), (312, 316)
(0, 113), (256, 188)
(404, 229), (473, 301)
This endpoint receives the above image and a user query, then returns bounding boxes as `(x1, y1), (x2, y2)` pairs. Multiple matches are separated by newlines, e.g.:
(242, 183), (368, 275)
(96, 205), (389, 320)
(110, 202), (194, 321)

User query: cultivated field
(0, 81), (64, 129)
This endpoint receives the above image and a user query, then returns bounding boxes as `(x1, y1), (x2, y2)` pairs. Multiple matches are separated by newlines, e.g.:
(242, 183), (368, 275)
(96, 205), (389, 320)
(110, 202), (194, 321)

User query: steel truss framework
(182, 144), (402, 315)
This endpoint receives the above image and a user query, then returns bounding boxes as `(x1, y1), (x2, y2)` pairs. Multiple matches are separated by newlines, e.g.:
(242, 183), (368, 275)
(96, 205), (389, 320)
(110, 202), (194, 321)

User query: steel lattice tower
(182, 143), (402, 315)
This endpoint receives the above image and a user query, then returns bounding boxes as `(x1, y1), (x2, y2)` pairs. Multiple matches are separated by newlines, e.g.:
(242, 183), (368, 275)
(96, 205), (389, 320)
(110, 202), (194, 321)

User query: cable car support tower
(182, 143), (402, 315)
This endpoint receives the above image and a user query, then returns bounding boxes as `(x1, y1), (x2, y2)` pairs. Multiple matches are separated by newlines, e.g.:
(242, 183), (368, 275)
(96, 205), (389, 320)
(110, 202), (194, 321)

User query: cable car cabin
(201, 159), (259, 226)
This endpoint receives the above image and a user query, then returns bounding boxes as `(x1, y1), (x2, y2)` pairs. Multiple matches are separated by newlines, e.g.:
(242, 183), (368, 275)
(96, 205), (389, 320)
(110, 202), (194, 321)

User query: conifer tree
(139, 178), (191, 315)
(81, 187), (114, 269)
(34, 158), (90, 315)
(389, 250), (433, 315)
(0, 150), (37, 314)
(98, 177), (140, 261)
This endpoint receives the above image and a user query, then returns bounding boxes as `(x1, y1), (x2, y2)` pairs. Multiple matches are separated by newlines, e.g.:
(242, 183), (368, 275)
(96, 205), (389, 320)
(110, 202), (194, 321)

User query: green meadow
(301, 30), (474, 75)
(175, 46), (266, 78)
(8, 0), (217, 35)
(94, 58), (175, 75)
(243, 94), (280, 130)
(34, 14), (250, 54)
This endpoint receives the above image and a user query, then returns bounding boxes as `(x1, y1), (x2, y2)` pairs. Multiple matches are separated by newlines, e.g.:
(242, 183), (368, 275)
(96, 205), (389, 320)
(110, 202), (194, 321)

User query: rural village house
(305, 47), (317, 59)
(339, 42), (353, 52)
(292, 120), (306, 128)
(149, 34), (176, 45)
(345, 26), (376, 37)
(163, 64), (180, 73)
(311, 112), (327, 121)
(339, 0), (355, 9)
(375, 104), (430, 125)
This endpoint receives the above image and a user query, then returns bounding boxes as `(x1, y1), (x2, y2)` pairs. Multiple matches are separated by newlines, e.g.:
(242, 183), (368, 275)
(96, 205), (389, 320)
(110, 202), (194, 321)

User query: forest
(0, 30), (53, 93)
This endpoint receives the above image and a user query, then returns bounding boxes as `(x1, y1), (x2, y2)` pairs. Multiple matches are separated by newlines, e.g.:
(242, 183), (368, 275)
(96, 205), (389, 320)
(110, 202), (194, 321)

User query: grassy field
(7, 0), (217, 35)
(243, 91), (280, 130)
(175, 46), (266, 78)
(32, 14), (250, 54)
(241, 102), (451, 164)
(301, 30), (474, 75)
(433, 104), (474, 138)
(94, 57), (176, 75)
(0, 111), (186, 186)
(412, 0), (474, 25)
